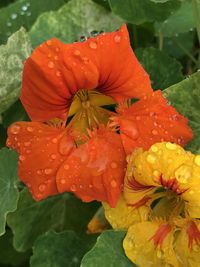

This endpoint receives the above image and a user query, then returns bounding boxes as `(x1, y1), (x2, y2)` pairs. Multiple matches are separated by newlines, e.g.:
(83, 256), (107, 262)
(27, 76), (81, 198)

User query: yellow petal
(123, 221), (178, 267)
(175, 220), (200, 267)
(103, 195), (149, 229)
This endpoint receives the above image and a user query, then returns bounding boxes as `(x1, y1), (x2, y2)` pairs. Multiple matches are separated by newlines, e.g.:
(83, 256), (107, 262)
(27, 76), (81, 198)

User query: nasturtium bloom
(21, 24), (152, 121)
(110, 90), (193, 155)
(7, 122), (126, 207)
(124, 142), (200, 218)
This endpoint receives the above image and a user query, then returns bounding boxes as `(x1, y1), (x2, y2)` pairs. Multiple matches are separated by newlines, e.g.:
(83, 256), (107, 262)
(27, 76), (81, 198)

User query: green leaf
(0, 0), (67, 43)
(2, 100), (29, 128)
(7, 189), (99, 252)
(0, 148), (19, 236)
(81, 230), (134, 267)
(108, 0), (180, 25)
(135, 47), (183, 89)
(30, 230), (96, 267)
(163, 71), (200, 153)
(0, 229), (30, 266)
(0, 28), (32, 114)
(163, 31), (194, 59)
(29, 0), (123, 47)
(155, 1), (199, 37)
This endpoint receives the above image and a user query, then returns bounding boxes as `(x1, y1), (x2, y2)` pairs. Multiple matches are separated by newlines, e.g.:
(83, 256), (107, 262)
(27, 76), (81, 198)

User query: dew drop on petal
(73, 49), (81, 56)
(56, 71), (61, 77)
(136, 116), (140, 121)
(48, 61), (54, 69)
(151, 129), (158, 135)
(151, 145), (158, 153)
(64, 164), (69, 170)
(194, 155), (200, 166)
(37, 169), (42, 175)
(111, 162), (118, 169)
(70, 184), (76, 192)
(51, 154), (57, 160)
(110, 179), (117, 188)
(44, 168), (53, 175)
(60, 178), (66, 184)
(19, 155), (26, 161)
(165, 142), (177, 150)
(89, 41), (97, 49)
(147, 154), (157, 164)
(10, 124), (20, 134)
(114, 34), (121, 43)
(38, 183), (47, 192)
(52, 138), (58, 143)
(46, 40), (52, 46)
(27, 126), (34, 132)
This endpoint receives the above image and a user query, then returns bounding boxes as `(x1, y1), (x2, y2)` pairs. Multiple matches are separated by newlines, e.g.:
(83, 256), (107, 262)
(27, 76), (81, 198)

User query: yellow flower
(124, 142), (200, 218)
(175, 220), (200, 267)
(103, 195), (149, 229)
(123, 220), (178, 267)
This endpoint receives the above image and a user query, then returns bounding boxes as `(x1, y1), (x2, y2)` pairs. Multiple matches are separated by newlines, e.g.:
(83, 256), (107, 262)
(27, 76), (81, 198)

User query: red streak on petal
(150, 224), (171, 248)
(187, 221), (200, 249)
(127, 196), (151, 208)
(128, 177), (153, 192)
(159, 175), (187, 195)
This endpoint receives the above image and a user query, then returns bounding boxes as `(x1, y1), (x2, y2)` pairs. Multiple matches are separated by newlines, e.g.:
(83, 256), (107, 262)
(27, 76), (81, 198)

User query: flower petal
(123, 221), (178, 267)
(7, 122), (76, 200)
(103, 194), (149, 229)
(175, 220), (200, 267)
(56, 126), (126, 207)
(114, 90), (193, 155)
(21, 24), (152, 121)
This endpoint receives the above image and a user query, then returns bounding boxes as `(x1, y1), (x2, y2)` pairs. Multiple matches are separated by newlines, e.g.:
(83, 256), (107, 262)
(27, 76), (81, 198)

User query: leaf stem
(192, 0), (200, 45)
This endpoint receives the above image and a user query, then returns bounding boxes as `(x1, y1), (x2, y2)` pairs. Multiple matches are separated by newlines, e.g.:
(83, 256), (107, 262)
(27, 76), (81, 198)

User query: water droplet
(73, 49), (80, 56)
(151, 129), (158, 135)
(54, 55), (58, 60)
(89, 184), (93, 188)
(11, 13), (17, 20)
(175, 165), (191, 184)
(70, 184), (76, 192)
(48, 61), (54, 69)
(189, 190), (194, 195)
(194, 155), (200, 166)
(10, 124), (20, 134)
(111, 162), (118, 169)
(37, 170), (42, 175)
(136, 116), (140, 121)
(46, 40), (52, 46)
(153, 170), (160, 178)
(21, 5), (28, 11)
(147, 154), (157, 164)
(44, 168), (52, 175)
(110, 179), (117, 188)
(39, 183), (46, 192)
(89, 41), (97, 49)
(80, 36), (86, 42)
(90, 30), (98, 37)
(59, 136), (75, 155)
(165, 142), (177, 150)
(52, 138), (57, 143)
(157, 249), (163, 259)
(64, 164), (69, 170)
(20, 11), (25, 15)
(151, 145), (158, 152)
(114, 34), (121, 43)
(7, 21), (12, 27)
(19, 155), (26, 161)
(51, 154), (57, 160)
(27, 126), (34, 132)
(26, 182), (31, 188)
(55, 71), (61, 77)
(60, 178), (66, 184)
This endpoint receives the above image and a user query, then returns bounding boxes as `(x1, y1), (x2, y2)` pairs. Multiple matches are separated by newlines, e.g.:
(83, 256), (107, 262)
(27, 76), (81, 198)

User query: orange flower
(7, 123), (126, 207)
(20, 24), (152, 121)
(110, 90), (193, 154)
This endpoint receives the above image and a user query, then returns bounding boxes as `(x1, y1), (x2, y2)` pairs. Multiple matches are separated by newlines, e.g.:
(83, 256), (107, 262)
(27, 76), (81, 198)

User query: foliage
(0, 0), (199, 266)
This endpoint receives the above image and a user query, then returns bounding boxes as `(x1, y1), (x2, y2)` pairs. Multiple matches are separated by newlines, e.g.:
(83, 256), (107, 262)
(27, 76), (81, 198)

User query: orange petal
(56, 126), (126, 207)
(21, 24), (152, 121)
(7, 122), (76, 200)
(115, 90), (193, 154)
